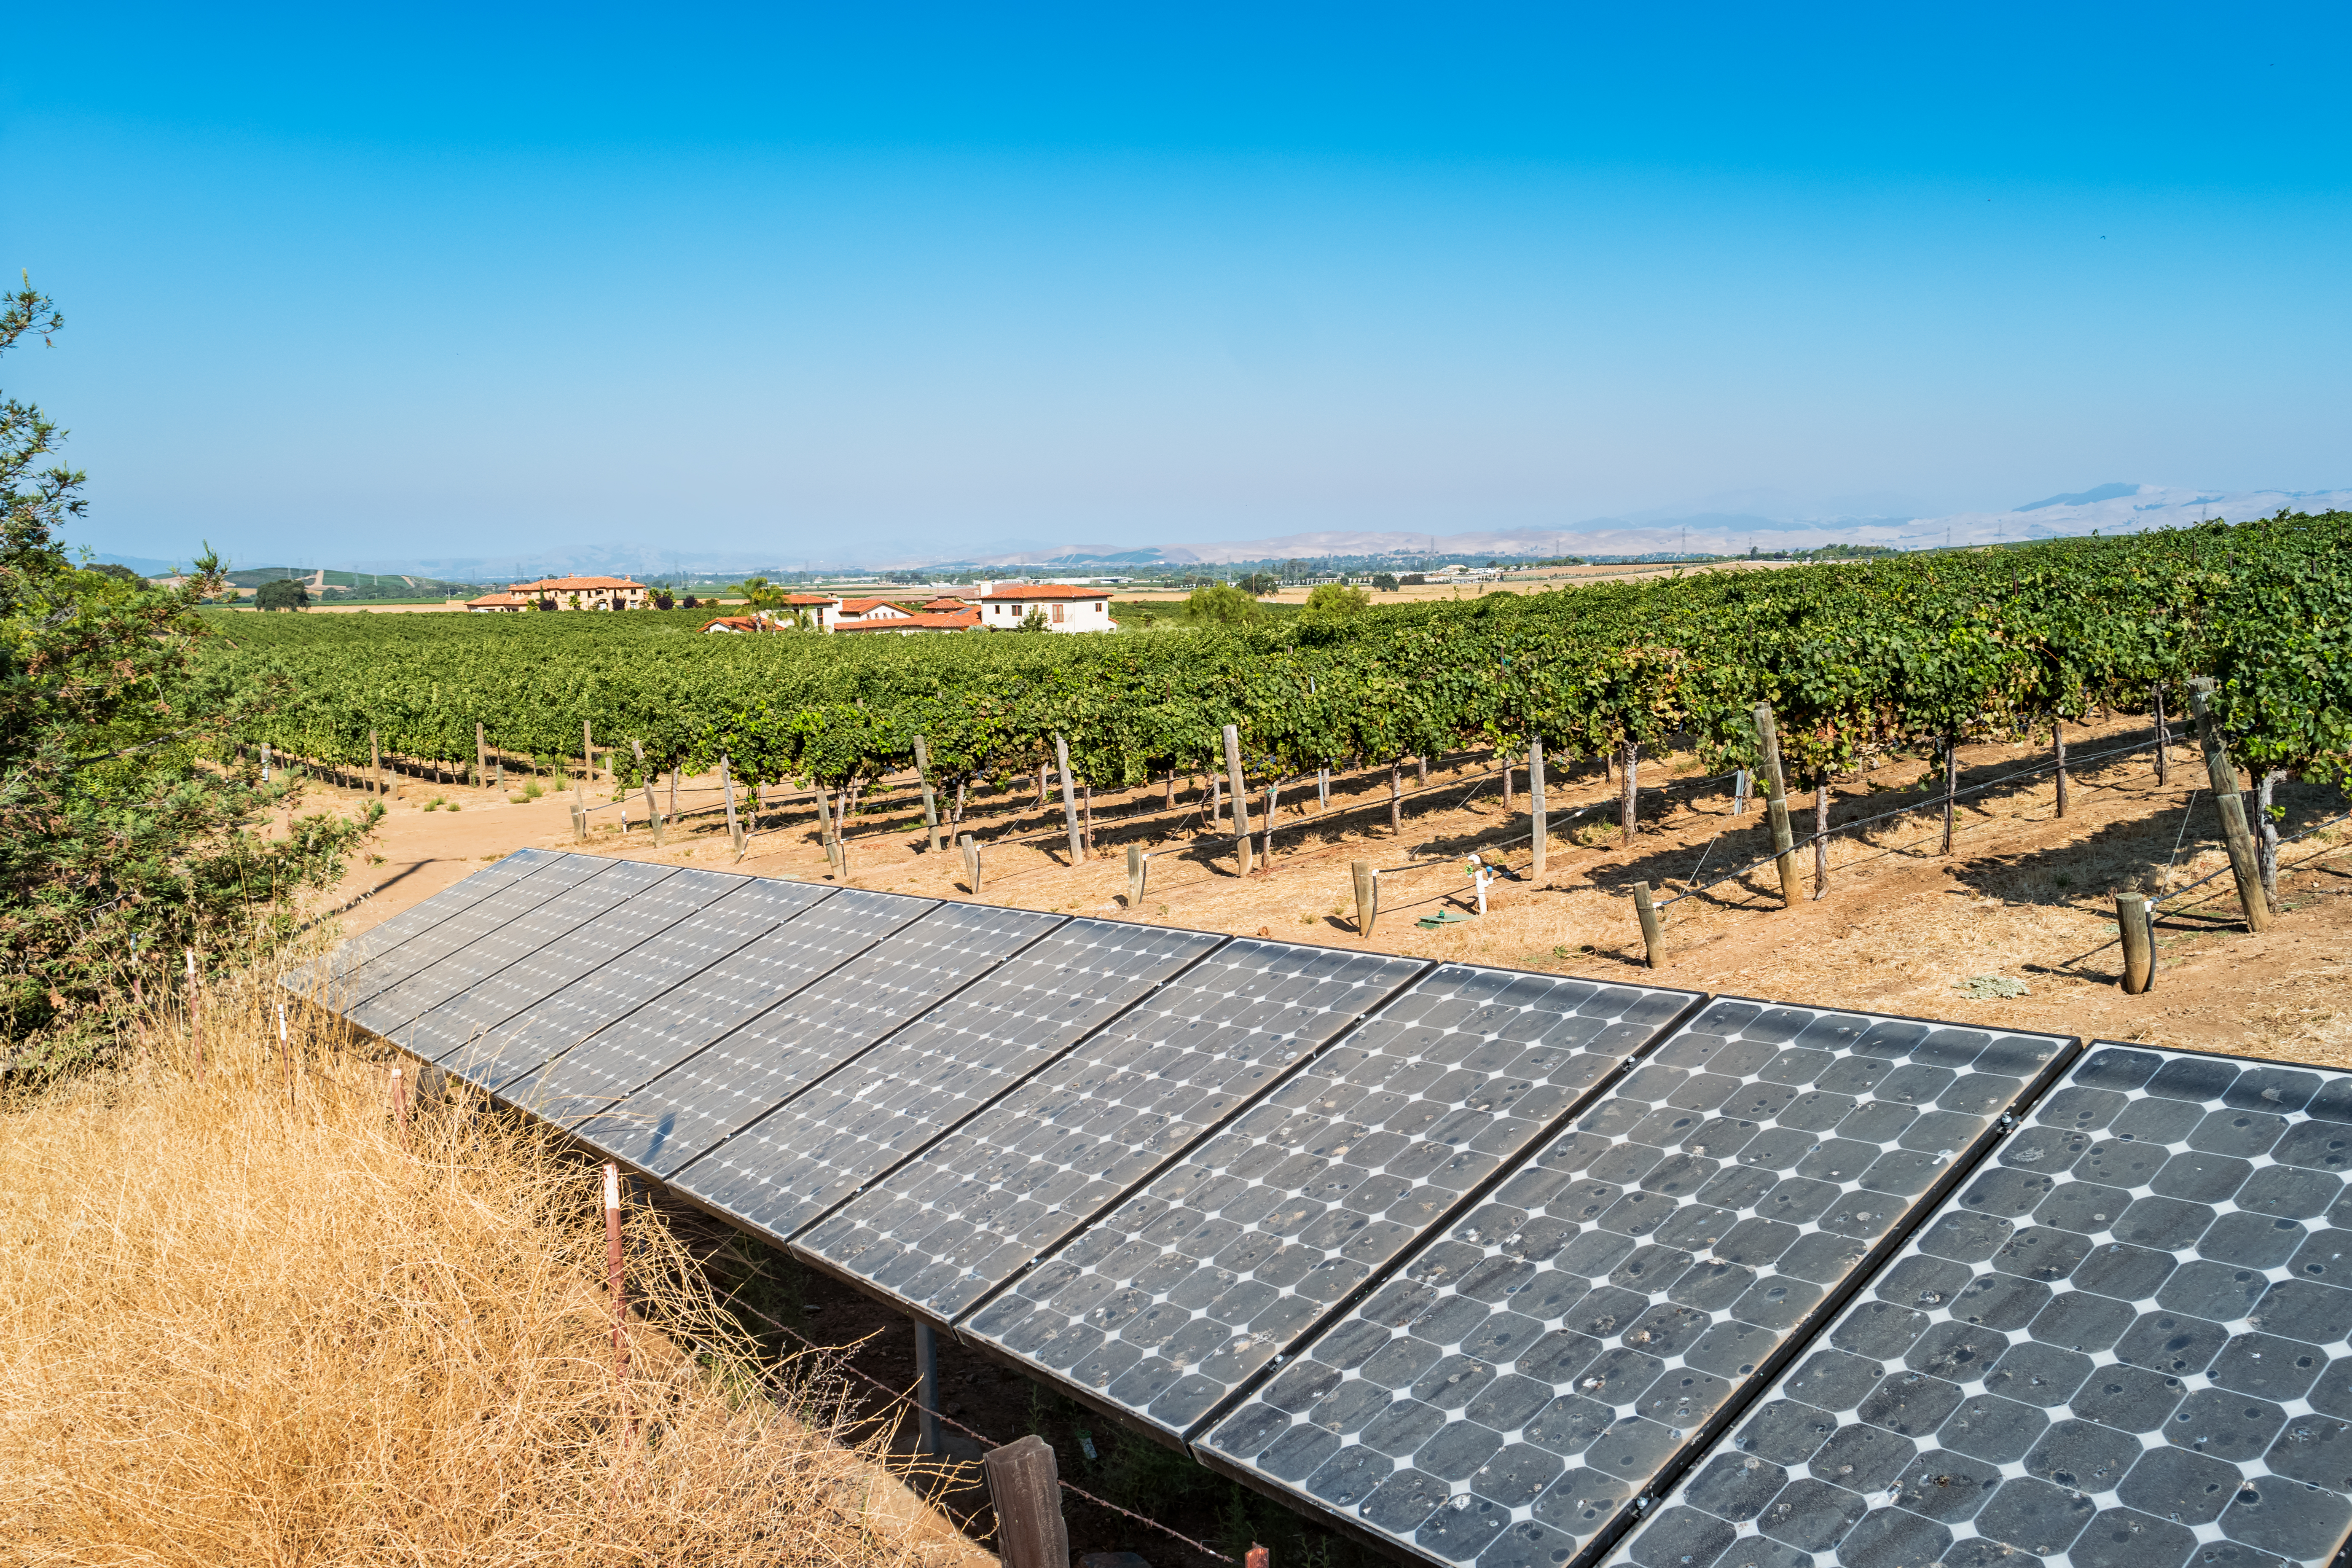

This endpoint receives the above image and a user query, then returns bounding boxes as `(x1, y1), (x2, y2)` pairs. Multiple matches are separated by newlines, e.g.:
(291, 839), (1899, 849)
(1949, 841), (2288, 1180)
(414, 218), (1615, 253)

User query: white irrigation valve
(1466, 854), (1494, 916)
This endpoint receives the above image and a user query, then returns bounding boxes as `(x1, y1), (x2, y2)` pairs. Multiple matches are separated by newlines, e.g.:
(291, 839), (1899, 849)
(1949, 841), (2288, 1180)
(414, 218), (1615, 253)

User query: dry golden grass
(0, 964), (984, 1568)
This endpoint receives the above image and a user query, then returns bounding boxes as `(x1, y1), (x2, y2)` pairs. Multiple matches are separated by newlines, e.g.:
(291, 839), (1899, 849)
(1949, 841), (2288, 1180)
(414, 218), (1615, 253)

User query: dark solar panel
(588, 902), (1064, 1180)
(421, 868), (752, 1085)
(803, 941), (1429, 1325)
(488, 878), (837, 1107)
(325, 851), (613, 1011)
(692, 919), (1225, 1250)
(1199, 1000), (2073, 1568)
(968, 967), (1703, 1441)
(349, 858), (678, 1041)
(281, 848), (561, 998)
(547, 886), (929, 1149)
(1607, 1042), (2352, 1568)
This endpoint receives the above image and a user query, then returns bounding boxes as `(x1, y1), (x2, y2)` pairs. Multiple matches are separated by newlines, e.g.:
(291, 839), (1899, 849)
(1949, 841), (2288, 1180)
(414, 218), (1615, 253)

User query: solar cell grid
(1201, 999), (2072, 1568)
(349, 858), (677, 1040)
(1608, 1042), (2352, 1568)
(545, 886), (926, 1142)
(804, 941), (1427, 1324)
(597, 901), (1064, 1181)
(693, 919), (1225, 1249)
(326, 851), (613, 1013)
(423, 868), (752, 1085)
(281, 848), (561, 999)
(967, 967), (1704, 1442)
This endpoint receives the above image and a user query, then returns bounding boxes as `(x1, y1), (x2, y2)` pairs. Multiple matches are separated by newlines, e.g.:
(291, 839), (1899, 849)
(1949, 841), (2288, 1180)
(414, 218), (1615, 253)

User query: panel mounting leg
(914, 1319), (942, 1458)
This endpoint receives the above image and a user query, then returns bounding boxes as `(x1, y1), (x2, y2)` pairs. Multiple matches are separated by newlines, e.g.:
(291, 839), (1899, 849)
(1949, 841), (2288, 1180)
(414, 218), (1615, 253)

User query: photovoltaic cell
(548, 886), (930, 1157)
(685, 918), (1225, 1255)
(281, 847), (561, 998)
(967, 967), (1701, 1442)
(808, 941), (1428, 1325)
(350, 858), (678, 1041)
(1200, 999), (2072, 1568)
(324, 851), (615, 1012)
(422, 868), (754, 1085)
(491, 877), (838, 1112)
(592, 901), (1064, 1181)
(1608, 1042), (2352, 1568)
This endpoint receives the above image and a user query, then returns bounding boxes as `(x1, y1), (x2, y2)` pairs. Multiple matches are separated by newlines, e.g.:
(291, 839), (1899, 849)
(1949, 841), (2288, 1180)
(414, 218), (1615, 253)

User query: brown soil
(319, 715), (2351, 1072)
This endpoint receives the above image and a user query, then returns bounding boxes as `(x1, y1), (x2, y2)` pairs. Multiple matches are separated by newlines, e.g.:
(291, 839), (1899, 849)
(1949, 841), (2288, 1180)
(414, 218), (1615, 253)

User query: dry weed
(0, 961), (980, 1568)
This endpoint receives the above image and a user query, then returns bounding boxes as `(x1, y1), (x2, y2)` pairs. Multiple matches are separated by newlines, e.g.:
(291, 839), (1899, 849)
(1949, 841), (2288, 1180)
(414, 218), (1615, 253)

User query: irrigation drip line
(722, 1295), (1236, 1563)
(1657, 732), (2163, 908)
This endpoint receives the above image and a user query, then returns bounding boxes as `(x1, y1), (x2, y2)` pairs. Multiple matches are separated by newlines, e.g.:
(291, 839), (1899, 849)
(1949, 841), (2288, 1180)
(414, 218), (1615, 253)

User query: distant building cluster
(462, 574), (1120, 634)
(466, 575), (651, 612)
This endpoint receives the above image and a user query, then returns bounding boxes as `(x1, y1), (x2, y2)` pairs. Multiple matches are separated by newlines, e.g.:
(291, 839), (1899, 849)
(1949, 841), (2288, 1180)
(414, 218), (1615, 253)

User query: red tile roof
(837, 597), (914, 616)
(835, 608), (981, 633)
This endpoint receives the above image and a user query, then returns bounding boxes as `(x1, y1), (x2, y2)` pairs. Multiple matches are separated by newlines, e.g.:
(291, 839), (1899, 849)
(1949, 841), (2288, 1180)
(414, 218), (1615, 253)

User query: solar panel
(688, 919), (1226, 1251)
(546, 886), (930, 1151)
(1198, 1000), (2073, 1568)
(349, 858), (679, 1041)
(587, 901), (1065, 1181)
(1606, 1042), (2352, 1568)
(485, 878), (837, 1104)
(281, 848), (561, 997)
(421, 868), (752, 1085)
(803, 941), (1429, 1325)
(322, 851), (614, 1011)
(967, 966), (1703, 1442)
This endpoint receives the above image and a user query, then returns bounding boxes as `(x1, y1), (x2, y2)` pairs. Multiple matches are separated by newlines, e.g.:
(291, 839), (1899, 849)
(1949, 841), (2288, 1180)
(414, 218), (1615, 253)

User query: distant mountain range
(78, 481), (2349, 580)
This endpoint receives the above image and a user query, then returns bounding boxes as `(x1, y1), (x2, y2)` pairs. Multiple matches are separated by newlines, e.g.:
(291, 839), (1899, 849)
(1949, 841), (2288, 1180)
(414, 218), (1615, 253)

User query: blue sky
(8, 3), (2349, 569)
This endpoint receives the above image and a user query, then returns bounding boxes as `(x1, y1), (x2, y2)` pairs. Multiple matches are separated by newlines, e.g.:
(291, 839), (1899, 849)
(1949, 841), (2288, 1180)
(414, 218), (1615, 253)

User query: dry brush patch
(0, 966), (984, 1568)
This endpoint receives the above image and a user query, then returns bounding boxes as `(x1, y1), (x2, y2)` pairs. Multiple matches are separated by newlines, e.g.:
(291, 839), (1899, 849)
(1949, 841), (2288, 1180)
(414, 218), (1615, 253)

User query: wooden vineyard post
(1352, 860), (1378, 937)
(1528, 736), (1548, 878)
(961, 833), (983, 894)
(1318, 766), (1330, 810)
(1389, 761), (1403, 837)
(912, 736), (942, 853)
(631, 739), (663, 847)
(583, 720), (594, 782)
(370, 729), (381, 796)
(572, 778), (588, 841)
(1052, 733), (1085, 864)
(1127, 843), (1146, 907)
(1223, 724), (1254, 875)
(982, 1434), (1068, 1568)
(1260, 777), (1280, 863)
(2186, 678), (2272, 931)
(1813, 780), (1831, 899)
(1618, 741), (1640, 846)
(2152, 685), (2169, 786)
(1929, 730), (1954, 855)
(2052, 717), (2069, 817)
(1753, 702), (1803, 907)
(2117, 892), (2154, 994)
(1500, 750), (1514, 811)
(475, 721), (487, 789)
(720, 754), (744, 859)
(1416, 755), (1428, 787)
(1082, 780), (1094, 858)
(828, 785), (850, 878)
(1632, 882), (1664, 968)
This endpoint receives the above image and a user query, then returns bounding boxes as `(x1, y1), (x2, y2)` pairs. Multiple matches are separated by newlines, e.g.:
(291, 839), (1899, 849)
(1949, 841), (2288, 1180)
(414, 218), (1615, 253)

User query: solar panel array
(1609, 1042), (2352, 1568)
(1200, 999), (2073, 1568)
(294, 854), (2352, 1568)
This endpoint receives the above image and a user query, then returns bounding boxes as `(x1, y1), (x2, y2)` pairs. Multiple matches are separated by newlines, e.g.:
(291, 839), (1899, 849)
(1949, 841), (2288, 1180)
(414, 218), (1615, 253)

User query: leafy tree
(256, 577), (309, 611)
(1186, 583), (1258, 626)
(653, 590), (675, 609)
(0, 278), (376, 1070)
(1018, 608), (1051, 633)
(86, 561), (144, 585)
(682, 595), (699, 609)
(1371, 573), (1399, 592)
(1302, 583), (1371, 622)
(1239, 572), (1280, 596)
